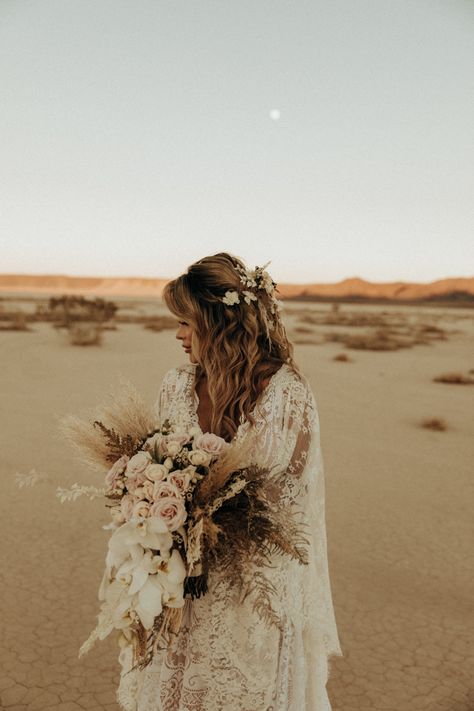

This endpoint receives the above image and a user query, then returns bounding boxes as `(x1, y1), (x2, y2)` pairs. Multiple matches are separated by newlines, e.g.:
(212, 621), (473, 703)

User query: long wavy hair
(162, 253), (299, 441)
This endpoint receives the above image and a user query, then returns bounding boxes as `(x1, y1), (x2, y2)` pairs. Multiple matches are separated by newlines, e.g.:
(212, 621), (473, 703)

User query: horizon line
(1, 272), (473, 286)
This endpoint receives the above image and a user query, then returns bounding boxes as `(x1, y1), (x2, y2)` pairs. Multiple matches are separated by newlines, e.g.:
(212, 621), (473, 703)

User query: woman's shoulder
(270, 364), (318, 421)
(160, 363), (196, 392)
(274, 363), (313, 397)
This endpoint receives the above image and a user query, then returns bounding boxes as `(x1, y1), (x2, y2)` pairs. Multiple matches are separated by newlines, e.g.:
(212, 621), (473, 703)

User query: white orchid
(152, 549), (186, 608)
(132, 574), (166, 629)
(128, 549), (186, 629)
(116, 548), (160, 596)
(107, 516), (173, 564)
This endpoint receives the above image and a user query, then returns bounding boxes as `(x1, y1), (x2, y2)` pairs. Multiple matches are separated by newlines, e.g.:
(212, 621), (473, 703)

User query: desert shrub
(68, 322), (103, 346)
(48, 295), (116, 346)
(433, 372), (474, 385)
(48, 295), (117, 327)
(333, 353), (351, 362)
(293, 326), (315, 334)
(420, 417), (447, 432)
(143, 316), (177, 332)
(325, 328), (403, 351)
(417, 324), (447, 340)
(0, 311), (31, 331)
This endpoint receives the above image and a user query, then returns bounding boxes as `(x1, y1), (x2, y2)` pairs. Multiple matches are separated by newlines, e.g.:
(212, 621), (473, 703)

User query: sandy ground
(1, 300), (473, 711)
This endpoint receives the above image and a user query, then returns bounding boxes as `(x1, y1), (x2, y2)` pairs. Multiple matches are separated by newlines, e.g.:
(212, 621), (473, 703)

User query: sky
(1, 0), (473, 284)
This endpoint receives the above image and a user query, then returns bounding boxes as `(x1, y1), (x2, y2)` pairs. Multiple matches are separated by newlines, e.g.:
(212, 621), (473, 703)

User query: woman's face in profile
(176, 320), (199, 364)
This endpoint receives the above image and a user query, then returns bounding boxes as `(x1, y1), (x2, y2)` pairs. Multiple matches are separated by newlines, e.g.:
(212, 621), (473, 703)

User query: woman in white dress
(117, 253), (343, 711)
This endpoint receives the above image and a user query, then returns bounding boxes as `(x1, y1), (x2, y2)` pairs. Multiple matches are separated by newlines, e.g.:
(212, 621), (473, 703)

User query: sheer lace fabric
(117, 363), (343, 711)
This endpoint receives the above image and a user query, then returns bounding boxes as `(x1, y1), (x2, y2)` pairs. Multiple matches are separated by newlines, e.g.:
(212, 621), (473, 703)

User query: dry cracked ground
(1, 309), (473, 710)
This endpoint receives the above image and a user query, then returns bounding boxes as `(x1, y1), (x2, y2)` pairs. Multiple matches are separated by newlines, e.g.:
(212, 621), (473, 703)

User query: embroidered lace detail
(117, 363), (343, 710)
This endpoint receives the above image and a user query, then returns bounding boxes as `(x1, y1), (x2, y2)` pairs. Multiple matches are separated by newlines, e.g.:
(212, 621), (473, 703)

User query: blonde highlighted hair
(163, 252), (299, 441)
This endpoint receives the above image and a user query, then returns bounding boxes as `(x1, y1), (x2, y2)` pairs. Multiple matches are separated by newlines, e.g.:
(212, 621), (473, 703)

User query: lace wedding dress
(117, 363), (343, 711)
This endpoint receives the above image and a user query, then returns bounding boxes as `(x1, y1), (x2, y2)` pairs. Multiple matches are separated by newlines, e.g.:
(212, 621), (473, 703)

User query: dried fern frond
(246, 570), (282, 629)
(93, 421), (140, 462)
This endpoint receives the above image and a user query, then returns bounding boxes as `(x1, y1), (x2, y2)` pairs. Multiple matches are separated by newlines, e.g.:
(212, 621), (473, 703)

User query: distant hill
(0, 273), (473, 304)
(0, 274), (168, 297)
(278, 276), (474, 303)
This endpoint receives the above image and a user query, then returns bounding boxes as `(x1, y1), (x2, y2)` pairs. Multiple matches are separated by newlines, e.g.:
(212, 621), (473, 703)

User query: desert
(1, 293), (473, 711)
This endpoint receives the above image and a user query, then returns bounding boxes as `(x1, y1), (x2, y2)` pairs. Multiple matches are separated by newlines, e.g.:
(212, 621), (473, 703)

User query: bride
(117, 252), (343, 710)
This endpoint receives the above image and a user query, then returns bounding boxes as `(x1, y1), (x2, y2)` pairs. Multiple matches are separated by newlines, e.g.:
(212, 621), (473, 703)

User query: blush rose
(149, 497), (187, 532)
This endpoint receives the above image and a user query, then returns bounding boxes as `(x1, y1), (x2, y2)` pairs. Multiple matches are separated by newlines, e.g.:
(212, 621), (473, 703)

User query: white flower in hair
(222, 290), (240, 306)
(242, 290), (257, 305)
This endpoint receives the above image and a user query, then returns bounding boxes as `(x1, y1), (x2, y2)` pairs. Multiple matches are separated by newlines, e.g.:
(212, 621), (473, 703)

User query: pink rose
(188, 449), (212, 466)
(193, 433), (229, 456)
(145, 464), (168, 483)
(152, 481), (181, 501)
(141, 480), (155, 501)
(132, 500), (151, 519)
(149, 496), (187, 532)
(105, 455), (130, 491)
(120, 494), (135, 521)
(161, 434), (190, 457)
(169, 467), (195, 493)
(125, 472), (147, 495)
(125, 451), (152, 477)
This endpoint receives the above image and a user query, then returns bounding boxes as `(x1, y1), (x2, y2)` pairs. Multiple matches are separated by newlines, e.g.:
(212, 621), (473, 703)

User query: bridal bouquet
(54, 381), (309, 670)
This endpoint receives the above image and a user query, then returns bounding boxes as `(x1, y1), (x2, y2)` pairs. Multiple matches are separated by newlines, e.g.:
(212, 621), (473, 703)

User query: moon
(269, 109), (281, 121)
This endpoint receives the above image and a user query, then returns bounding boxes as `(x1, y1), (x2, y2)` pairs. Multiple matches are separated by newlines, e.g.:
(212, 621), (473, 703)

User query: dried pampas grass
(58, 378), (157, 472)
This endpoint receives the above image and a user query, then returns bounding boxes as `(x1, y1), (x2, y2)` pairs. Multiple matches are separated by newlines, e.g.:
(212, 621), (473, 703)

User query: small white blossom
(242, 290), (258, 305)
(222, 290), (240, 306)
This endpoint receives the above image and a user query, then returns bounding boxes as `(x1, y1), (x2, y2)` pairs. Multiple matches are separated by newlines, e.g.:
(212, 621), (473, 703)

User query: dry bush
(322, 313), (392, 327)
(433, 372), (474, 385)
(296, 313), (324, 325)
(420, 417), (447, 432)
(0, 311), (31, 331)
(416, 324), (447, 340)
(322, 318), (451, 351)
(333, 353), (351, 362)
(293, 326), (315, 334)
(47, 295), (117, 346)
(48, 295), (117, 326)
(143, 316), (178, 332)
(68, 323), (103, 346)
(325, 328), (404, 351)
(34, 303), (56, 322)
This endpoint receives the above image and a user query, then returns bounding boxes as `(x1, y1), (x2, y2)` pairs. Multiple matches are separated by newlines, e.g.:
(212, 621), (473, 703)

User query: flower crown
(221, 261), (280, 312)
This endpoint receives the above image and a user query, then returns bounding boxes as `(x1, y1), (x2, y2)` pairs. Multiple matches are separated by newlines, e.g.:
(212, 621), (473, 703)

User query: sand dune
(1, 299), (473, 710)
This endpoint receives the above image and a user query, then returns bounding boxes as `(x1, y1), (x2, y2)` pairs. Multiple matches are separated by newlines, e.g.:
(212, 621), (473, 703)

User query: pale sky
(1, 0), (473, 284)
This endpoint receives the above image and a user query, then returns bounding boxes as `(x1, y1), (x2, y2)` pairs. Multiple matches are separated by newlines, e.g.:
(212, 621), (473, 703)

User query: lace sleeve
(284, 377), (316, 481)
(152, 367), (179, 425)
(288, 377), (343, 662)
